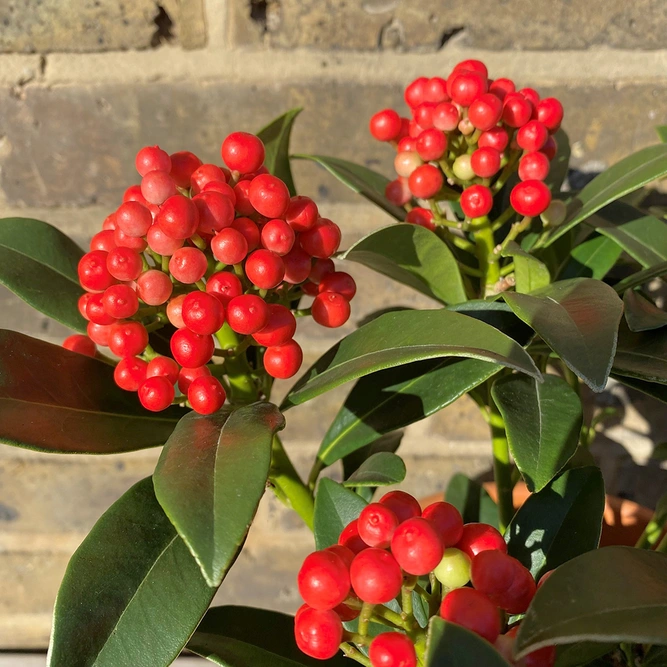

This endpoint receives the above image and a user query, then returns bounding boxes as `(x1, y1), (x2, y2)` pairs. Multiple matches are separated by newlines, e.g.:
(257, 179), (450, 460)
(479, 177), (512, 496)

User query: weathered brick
(0, 0), (206, 54)
(231, 0), (667, 51)
(0, 81), (665, 208)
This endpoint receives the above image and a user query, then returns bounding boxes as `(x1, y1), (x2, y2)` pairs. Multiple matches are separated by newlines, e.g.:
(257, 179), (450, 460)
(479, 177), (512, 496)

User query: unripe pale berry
(452, 154), (475, 182)
(394, 151), (423, 179)
(540, 199), (567, 227)
(433, 548), (471, 589)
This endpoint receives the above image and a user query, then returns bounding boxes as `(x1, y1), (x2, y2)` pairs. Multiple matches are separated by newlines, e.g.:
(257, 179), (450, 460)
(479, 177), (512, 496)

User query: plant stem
(358, 603), (375, 637)
(307, 458), (326, 491)
(489, 395), (514, 532)
(655, 532), (667, 553)
(340, 643), (372, 666)
(472, 217), (500, 297)
(214, 325), (257, 403)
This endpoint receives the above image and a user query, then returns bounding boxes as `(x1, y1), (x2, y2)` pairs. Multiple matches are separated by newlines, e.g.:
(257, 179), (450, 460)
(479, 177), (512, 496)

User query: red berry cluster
(370, 60), (563, 226)
(294, 490), (555, 666)
(63, 133), (356, 414)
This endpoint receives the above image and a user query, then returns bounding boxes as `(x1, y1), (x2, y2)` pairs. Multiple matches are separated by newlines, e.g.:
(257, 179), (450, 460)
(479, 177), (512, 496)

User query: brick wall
(1, 0), (666, 650)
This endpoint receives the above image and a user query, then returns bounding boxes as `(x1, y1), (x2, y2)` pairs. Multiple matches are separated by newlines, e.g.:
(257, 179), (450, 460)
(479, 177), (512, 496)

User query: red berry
(188, 376), (226, 414)
(167, 294), (187, 328)
(264, 340), (303, 379)
(156, 195), (200, 240)
(311, 292), (350, 328)
(102, 213), (117, 230)
(408, 164), (443, 199)
(338, 520), (368, 555)
(391, 517), (444, 576)
(106, 247), (143, 281)
(470, 549), (517, 596)
(205, 271), (243, 305)
(425, 76), (449, 103)
(191, 164), (227, 195)
(202, 180), (236, 202)
(90, 230), (116, 253)
(369, 633), (417, 667)
(285, 196), (319, 232)
(138, 376), (174, 412)
(146, 356), (180, 385)
(380, 491), (422, 524)
(405, 77), (428, 108)
(397, 137), (417, 152)
(146, 225), (184, 256)
(468, 93), (503, 131)
(406, 207), (436, 231)
(519, 87), (540, 107)
(536, 98), (564, 133)
(136, 269), (173, 306)
(479, 127), (509, 152)
(78, 293), (92, 320)
(448, 71), (487, 107)
(177, 364), (211, 395)
(502, 93), (533, 128)
(460, 185), (493, 218)
(333, 602), (360, 622)
(298, 550), (351, 611)
(85, 293), (116, 325)
(115, 201), (152, 238)
(193, 191), (235, 235)
(135, 146), (171, 177)
(87, 322), (113, 346)
(357, 503), (399, 548)
(416, 129), (447, 162)
(517, 120), (549, 152)
(294, 606), (343, 661)
(221, 132), (265, 173)
(232, 217), (261, 251)
(79, 251), (115, 292)
(319, 271), (356, 301)
(432, 102), (460, 132)
(283, 246), (312, 284)
(169, 150), (202, 188)
(170, 328), (215, 368)
(108, 321), (148, 358)
(309, 258), (335, 285)
(233, 180), (255, 216)
(440, 588), (501, 644)
(385, 177), (412, 206)
(211, 228), (249, 265)
(470, 147), (501, 178)
(252, 304), (296, 346)
(102, 284), (139, 319)
(226, 294), (270, 335)
(245, 249), (285, 289)
(182, 291), (225, 335)
(488, 78), (515, 101)
(123, 185), (146, 205)
(412, 102), (437, 130)
(451, 59), (488, 79)
(519, 152), (550, 181)
(350, 548), (403, 604)
(422, 502), (464, 547)
(455, 523), (507, 559)
(169, 247), (208, 284)
(370, 109), (402, 142)
(62, 334), (96, 358)
(114, 227), (148, 252)
(510, 180), (552, 217)
(114, 356), (148, 391)
(248, 174), (290, 219)
(541, 136), (558, 161)
(498, 563), (536, 614)
(261, 219), (295, 256)
(141, 170), (177, 205)
(299, 218), (342, 258)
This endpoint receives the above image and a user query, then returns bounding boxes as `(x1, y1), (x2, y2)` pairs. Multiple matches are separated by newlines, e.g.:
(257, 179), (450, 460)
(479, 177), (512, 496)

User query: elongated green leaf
(447, 300), (534, 344)
(343, 452), (406, 487)
(657, 126), (667, 143)
(426, 618), (511, 667)
(154, 403), (284, 587)
(318, 358), (499, 466)
(515, 546), (667, 658)
(342, 432), (404, 481)
(555, 642), (616, 667)
(613, 260), (667, 294)
(613, 321), (667, 384)
(445, 473), (499, 529)
(502, 241), (551, 293)
(587, 201), (667, 268)
(293, 154), (407, 221)
(314, 478), (367, 549)
(257, 108), (302, 196)
(623, 289), (667, 332)
(0, 330), (181, 453)
(340, 224), (467, 305)
(189, 606), (348, 667)
(0, 217), (86, 331)
(545, 129), (571, 194)
(492, 374), (582, 492)
(506, 467), (605, 579)
(545, 144), (667, 245)
(282, 309), (541, 409)
(504, 279), (624, 392)
(611, 373), (667, 403)
(559, 234), (623, 280)
(47, 478), (217, 667)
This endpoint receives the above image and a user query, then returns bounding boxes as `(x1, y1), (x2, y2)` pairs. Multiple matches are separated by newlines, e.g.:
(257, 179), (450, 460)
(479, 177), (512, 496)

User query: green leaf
(293, 154), (407, 221)
(342, 431), (404, 481)
(318, 357), (499, 466)
(47, 478), (217, 667)
(445, 473), (499, 529)
(559, 234), (623, 280)
(189, 606), (348, 667)
(343, 452), (406, 487)
(340, 224), (467, 305)
(611, 373), (667, 403)
(623, 289), (667, 332)
(555, 642), (616, 667)
(502, 241), (551, 293)
(506, 466), (605, 580)
(0, 330), (181, 453)
(447, 300), (534, 344)
(515, 546), (667, 658)
(504, 279), (624, 392)
(545, 128), (571, 195)
(657, 126), (667, 143)
(0, 217), (86, 331)
(154, 403), (284, 587)
(613, 322), (667, 384)
(257, 108), (302, 196)
(587, 201), (667, 268)
(612, 260), (667, 294)
(545, 143), (667, 246)
(645, 645), (667, 666)
(281, 309), (541, 409)
(314, 478), (367, 549)
(492, 374), (582, 492)
(426, 618), (511, 666)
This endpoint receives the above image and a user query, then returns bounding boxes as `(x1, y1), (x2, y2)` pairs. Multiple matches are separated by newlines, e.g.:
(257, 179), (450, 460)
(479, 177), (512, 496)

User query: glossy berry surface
(369, 632), (417, 667)
(433, 548), (471, 590)
(297, 550), (351, 611)
(294, 606), (343, 660)
(350, 548), (403, 604)
(440, 587), (501, 644)
(455, 523), (507, 559)
(391, 517), (444, 575)
(380, 491), (422, 524)
(422, 502), (464, 546)
(357, 503), (400, 548)
(188, 376), (227, 415)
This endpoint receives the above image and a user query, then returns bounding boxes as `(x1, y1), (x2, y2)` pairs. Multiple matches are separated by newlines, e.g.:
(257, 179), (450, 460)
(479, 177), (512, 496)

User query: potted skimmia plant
(0, 59), (665, 667)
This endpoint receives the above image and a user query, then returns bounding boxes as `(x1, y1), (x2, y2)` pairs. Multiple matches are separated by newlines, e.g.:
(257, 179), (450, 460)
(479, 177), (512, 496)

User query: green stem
(307, 458), (326, 491)
(214, 324), (257, 403)
(339, 643), (372, 666)
(161, 255), (170, 273)
(655, 531), (667, 553)
(190, 233), (206, 250)
(500, 262), (515, 277)
(294, 307), (312, 317)
(492, 150), (521, 192)
(636, 513), (667, 549)
(457, 262), (483, 277)
(358, 603), (374, 637)
(472, 217), (500, 297)
(491, 206), (517, 232)
(489, 395), (514, 532)
(497, 216), (533, 257)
